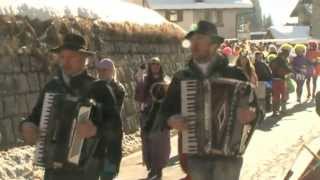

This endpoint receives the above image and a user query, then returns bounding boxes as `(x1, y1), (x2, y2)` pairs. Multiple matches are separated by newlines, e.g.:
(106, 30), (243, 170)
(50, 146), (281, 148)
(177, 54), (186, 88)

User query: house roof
(0, 0), (166, 25)
(268, 26), (311, 40)
(148, 0), (253, 10)
(122, 0), (150, 7)
(290, 0), (312, 17)
(250, 32), (267, 36)
(249, 38), (318, 44)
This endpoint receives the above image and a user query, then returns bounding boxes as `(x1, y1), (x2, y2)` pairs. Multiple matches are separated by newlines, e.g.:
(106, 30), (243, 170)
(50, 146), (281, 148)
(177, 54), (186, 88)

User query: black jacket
(155, 54), (248, 130)
(23, 70), (94, 126)
(108, 79), (126, 111)
(270, 56), (292, 79)
(89, 79), (124, 173)
(21, 70), (122, 169)
(254, 61), (272, 81)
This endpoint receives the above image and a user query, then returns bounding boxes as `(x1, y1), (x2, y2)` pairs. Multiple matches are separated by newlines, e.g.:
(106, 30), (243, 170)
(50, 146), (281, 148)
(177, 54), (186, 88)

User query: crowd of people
(134, 23), (320, 180)
(221, 40), (320, 117)
(18, 20), (320, 180)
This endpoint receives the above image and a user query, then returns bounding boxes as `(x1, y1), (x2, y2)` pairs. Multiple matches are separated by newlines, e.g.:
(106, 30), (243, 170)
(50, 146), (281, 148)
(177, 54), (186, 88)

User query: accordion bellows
(34, 92), (96, 169)
(181, 78), (256, 157)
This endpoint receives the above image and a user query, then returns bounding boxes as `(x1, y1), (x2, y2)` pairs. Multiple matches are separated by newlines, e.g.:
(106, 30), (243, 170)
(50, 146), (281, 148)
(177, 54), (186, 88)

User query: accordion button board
(33, 92), (94, 169)
(181, 80), (199, 154)
(34, 93), (56, 167)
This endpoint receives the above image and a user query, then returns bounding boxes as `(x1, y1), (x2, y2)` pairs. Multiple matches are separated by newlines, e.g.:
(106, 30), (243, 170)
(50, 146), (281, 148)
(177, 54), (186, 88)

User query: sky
(259, 0), (300, 25)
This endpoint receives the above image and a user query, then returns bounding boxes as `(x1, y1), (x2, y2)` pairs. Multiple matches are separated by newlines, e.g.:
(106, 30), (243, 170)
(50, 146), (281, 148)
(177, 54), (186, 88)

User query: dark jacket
(254, 60), (272, 81)
(155, 54), (248, 130)
(23, 70), (94, 126)
(21, 69), (120, 169)
(89, 79), (124, 173)
(108, 79), (126, 111)
(270, 56), (292, 79)
(135, 74), (166, 132)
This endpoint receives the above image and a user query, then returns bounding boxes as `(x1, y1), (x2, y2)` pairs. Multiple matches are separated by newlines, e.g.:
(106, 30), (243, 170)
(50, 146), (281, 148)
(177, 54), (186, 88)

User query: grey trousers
(187, 156), (243, 180)
(44, 158), (103, 180)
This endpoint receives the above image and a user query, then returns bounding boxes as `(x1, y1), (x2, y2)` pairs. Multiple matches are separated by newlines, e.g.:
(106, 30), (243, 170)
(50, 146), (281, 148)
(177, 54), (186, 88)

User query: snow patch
(0, 0), (167, 25)
(268, 26), (311, 40)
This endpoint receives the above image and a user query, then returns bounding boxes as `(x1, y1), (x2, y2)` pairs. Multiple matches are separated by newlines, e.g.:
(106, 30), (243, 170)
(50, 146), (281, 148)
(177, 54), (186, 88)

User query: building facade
(290, 0), (312, 26)
(148, 0), (253, 39)
(124, 0), (150, 7)
(290, 0), (320, 39)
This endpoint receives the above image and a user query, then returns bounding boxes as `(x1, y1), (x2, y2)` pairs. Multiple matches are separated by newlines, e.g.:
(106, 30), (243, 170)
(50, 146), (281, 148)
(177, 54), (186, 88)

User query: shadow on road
(287, 101), (315, 115)
(257, 100), (315, 132)
(257, 115), (282, 131)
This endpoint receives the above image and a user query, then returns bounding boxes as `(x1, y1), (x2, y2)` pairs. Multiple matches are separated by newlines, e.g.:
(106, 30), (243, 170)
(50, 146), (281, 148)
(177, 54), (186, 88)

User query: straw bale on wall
(0, 15), (188, 149)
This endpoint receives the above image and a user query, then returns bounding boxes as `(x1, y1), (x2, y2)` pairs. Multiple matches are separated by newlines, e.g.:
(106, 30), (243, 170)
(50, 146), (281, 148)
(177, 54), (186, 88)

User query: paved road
(241, 95), (320, 180)
(118, 135), (184, 180)
(118, 92), (320, 180)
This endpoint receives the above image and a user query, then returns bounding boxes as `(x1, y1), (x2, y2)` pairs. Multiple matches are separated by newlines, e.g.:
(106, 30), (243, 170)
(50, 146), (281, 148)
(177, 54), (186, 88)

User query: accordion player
(180, 77), (258, 157)
(32, 92), (100, 169)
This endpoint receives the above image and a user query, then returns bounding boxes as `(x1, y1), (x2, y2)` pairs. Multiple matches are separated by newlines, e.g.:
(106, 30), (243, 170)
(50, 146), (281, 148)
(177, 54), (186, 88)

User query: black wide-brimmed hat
(185, 21), (224, 44)
(50, 33), (96, 55)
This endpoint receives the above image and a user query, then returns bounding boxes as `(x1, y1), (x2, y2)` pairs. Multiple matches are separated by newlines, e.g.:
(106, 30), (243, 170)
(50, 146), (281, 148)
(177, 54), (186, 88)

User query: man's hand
(168, 115), (188, 131)
(77, 120), (97, 138)
(237, 107), (257, 124)
(21, 122), (39, 145)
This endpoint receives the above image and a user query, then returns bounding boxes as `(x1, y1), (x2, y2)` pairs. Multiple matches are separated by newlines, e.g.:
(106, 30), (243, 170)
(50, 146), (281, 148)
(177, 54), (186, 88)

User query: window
(205, 10), (212, 21)
(194, 10), (212, 22)
(216, 10), (224, 27)
(165, 10), (183, 22)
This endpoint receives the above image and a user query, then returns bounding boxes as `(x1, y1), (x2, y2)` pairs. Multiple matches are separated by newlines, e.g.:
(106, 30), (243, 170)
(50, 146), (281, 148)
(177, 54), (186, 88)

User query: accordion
(34, 92), (98, 169)
(181, 78), (257, 157)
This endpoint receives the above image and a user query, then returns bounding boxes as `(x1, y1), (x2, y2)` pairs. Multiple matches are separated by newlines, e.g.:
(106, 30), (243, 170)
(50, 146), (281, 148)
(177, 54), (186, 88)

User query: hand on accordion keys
(237, 107), (257, 124)
(20, 122), (39, 145)
(77, 120), (97, 138)
(168, 114), (188, 131)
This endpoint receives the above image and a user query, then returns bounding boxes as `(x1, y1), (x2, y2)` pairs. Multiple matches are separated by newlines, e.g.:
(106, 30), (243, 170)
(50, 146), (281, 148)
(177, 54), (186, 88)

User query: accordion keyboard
(181, 80), (198, 154)
(34, 93), (55, 166)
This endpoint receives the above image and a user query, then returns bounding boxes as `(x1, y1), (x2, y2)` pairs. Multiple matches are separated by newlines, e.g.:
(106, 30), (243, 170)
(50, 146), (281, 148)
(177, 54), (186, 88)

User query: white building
(148, 0), (253, 39)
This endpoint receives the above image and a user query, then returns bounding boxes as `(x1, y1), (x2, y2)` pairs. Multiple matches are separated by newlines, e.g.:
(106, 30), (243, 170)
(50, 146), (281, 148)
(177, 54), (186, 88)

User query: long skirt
(148, 129), (171, 171)
(140, 113), (170, 171)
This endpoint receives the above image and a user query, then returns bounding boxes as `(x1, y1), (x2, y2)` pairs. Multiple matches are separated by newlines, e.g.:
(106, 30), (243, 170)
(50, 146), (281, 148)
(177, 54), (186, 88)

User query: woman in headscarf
(134, 57), (171, 179)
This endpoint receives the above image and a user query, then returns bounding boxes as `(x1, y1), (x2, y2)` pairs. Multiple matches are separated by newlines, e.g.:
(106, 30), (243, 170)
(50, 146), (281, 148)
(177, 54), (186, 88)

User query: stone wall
(0, 15), (188, 149)
(0, 50), (49, 149)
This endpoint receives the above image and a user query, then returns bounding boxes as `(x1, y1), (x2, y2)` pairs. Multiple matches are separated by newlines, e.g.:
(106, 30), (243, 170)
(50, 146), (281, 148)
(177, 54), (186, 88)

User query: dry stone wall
(0, 15), (188, 149)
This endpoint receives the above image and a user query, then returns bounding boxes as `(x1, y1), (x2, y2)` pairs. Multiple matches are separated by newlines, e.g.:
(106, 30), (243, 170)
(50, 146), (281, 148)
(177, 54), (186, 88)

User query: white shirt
(62, 71), (71, 86)
(195, 61), (211, 76)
